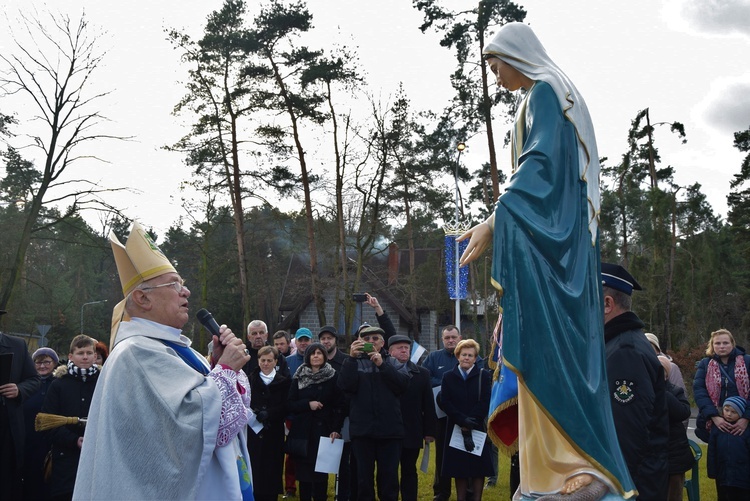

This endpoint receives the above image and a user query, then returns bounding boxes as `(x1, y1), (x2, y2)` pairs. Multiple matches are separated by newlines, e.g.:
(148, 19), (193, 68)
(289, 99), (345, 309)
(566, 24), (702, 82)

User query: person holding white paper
(439, 339), (493, 501)
(248, 346), (291, 501)
(287, 343), (345, 501)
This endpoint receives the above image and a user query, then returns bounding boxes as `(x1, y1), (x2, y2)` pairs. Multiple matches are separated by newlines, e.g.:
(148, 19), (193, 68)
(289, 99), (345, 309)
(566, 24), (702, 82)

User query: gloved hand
(463, 417), (479, 429)
(256, 410), (269, 423)
(461, 428), (475, 452)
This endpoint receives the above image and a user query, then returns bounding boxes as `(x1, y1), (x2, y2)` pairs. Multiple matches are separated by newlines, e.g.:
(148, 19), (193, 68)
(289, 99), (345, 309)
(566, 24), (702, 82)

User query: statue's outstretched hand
(457, 220), (492, 266)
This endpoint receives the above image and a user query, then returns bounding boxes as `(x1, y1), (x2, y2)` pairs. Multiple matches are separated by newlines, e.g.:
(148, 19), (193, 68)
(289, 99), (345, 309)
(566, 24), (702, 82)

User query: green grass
(320, 443), (715, 500)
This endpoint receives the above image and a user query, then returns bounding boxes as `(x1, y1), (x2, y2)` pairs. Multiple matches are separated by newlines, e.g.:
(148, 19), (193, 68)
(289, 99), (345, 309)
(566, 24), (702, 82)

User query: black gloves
(256, 410), (269, 423)
(463, 417), (479, 429)
(461, 428), (475, 452)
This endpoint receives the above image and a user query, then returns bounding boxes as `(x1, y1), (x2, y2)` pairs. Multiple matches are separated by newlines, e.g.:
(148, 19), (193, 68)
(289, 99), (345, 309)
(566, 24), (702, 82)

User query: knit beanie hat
(32, 347), (59, 365)
(724, 396), (747, 416)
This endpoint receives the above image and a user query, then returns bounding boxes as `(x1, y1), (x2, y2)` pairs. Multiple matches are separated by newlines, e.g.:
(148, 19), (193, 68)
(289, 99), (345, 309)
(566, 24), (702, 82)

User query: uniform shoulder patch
(613, 379), (636, 404)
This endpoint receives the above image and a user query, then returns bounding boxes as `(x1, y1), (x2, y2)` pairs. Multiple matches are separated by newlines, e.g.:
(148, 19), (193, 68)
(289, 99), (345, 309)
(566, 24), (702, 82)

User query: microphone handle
(203, 316), (221, 336)
(197, 309), (222, 336)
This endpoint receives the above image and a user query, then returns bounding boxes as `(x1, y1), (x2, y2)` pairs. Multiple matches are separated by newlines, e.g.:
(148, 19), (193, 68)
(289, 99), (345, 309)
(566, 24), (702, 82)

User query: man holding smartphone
(338, 326), (409, 501)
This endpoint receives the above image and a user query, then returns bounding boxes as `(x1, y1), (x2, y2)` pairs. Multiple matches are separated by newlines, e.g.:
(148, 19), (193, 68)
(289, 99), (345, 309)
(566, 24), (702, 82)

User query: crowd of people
(239, 302), (493, 501)
(5, 271), (750, 501)
(1, 227), (750, 501)
(2, 21), (750, 501)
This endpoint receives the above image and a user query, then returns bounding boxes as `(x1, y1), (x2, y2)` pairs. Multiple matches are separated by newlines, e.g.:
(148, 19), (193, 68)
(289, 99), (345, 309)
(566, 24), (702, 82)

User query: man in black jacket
(242, 320), (289, 378)
(320, 325), (347, 372)
(0, 310), (41, 499)
(602, 263), (668, 500)
(388, 335), (437, 501)
(338, 326), (409, 501)
(272, 330), (292, 358)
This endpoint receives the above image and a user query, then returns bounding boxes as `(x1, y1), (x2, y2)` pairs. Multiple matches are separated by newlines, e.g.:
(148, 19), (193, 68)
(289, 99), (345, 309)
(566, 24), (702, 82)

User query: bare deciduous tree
(0, 10), (124, 309)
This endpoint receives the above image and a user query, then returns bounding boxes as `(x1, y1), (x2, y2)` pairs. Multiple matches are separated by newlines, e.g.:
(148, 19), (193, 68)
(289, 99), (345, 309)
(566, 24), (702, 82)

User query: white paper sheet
(432, 386), (446, 419)
(448, 424), (487, 457)
(248, 413), (264, 435)
(420, 442), (431, 473)
(315, 436), (344, 474)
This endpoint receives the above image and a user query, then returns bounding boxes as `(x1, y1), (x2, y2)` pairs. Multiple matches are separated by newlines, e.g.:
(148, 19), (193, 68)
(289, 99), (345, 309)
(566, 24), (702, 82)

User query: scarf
(387, 357), (411, 376)
(67, 360), (99, 382)
(294, 363), (335, 390)
(260, 368), (276, 386)
(705, 351), (749, 407)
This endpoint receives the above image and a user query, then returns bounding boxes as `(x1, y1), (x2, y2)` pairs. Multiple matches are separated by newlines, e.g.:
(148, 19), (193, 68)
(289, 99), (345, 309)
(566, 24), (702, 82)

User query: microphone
(196, 308), (221, 336)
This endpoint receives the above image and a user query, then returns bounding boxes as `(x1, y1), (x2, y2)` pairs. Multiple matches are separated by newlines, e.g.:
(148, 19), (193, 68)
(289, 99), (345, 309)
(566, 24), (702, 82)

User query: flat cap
(388, 335), (412, 348)
(359, 326), (385, 338)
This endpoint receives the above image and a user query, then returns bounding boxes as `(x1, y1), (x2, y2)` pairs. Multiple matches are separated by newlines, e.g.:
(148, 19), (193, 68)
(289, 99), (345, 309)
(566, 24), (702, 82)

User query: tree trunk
(479, 32), (500, 201)
(329, 83), (348, 333)
(268, 53), (326, 326)
(403, 189), (421, 340)
(226, 108), (250, 327)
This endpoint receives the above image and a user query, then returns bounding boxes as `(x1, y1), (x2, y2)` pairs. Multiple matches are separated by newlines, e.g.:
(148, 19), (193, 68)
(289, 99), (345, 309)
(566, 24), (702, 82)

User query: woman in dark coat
(248, 346), (291, 501)
(22, 347), (61, 500)
(287, 343), (345, 501)
(440, 339), (493, 501)
(693, 329), (750, 441)
(693, 329), (750, 497)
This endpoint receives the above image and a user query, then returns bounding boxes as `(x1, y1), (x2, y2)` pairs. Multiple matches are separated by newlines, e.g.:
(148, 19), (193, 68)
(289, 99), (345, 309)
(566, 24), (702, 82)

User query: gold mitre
(109, 222), (176, 348)
(111, 221), (176, 295)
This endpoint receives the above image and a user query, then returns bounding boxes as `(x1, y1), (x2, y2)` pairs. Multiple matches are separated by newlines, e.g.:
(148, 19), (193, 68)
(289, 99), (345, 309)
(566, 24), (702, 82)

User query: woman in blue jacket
(693, 329), (750, 441)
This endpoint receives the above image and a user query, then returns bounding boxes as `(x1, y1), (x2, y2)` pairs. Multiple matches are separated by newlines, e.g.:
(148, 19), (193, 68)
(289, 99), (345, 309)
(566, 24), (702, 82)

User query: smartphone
(362, 342), (374, 353)
(352, 293), (367, 303)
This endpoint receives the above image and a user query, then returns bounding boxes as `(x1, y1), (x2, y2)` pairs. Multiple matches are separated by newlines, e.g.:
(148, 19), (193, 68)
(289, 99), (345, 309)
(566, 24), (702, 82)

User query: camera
(352, 293), (367, 303)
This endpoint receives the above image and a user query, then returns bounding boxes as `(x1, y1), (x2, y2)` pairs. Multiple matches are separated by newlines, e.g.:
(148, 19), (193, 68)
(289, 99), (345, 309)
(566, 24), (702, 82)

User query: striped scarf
(67, 360), (99, 382)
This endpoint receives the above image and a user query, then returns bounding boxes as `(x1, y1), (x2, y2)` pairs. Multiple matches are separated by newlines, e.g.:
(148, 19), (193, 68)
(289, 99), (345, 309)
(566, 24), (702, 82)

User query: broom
(35, 413), (87, 431)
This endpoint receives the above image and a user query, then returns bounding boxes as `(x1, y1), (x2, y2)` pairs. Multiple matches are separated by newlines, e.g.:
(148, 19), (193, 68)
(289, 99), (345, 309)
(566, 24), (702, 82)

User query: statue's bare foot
(561, 473), (593, 494)
(536, 476), (608, 501)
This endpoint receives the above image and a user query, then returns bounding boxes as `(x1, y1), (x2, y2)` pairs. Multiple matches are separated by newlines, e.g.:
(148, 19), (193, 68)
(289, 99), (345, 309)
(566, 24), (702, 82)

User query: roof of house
(277, 244), (444, 329)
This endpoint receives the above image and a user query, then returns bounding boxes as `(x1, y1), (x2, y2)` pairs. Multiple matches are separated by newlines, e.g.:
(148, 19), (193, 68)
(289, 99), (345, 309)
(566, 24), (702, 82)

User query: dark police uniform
(605, 310), (668, 500)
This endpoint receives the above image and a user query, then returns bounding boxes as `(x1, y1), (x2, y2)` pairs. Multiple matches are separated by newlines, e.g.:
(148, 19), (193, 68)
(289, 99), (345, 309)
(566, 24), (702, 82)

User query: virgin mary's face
(487, 57), (527, 91)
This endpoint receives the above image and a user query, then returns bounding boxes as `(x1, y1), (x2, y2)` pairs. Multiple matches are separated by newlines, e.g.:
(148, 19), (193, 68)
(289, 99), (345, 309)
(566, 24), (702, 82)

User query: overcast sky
(1, 0), (748, 236)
